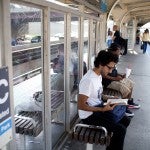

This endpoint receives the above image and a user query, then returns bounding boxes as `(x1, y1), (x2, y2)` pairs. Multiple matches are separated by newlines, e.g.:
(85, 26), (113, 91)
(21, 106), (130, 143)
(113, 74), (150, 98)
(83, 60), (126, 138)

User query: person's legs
(106, 115), (131, 150)
(107, 81), (138, 115)
(143, 42), (147, 54)
(82, 112), (129, 150)
(121, 78), (134, 90)
(119, 115), (131, 127)
(106, 124), (126, 150)
(120, 79), (140, 108)
(107, 80), (132, 99)
(123, 87), (133, 99)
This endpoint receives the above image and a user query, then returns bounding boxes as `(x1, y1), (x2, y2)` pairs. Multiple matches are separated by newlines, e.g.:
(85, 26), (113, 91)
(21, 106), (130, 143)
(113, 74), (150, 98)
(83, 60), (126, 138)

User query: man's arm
(78, 94), (116, 112)
(117, 73), (126, 78)
(103, 74), (123, 81)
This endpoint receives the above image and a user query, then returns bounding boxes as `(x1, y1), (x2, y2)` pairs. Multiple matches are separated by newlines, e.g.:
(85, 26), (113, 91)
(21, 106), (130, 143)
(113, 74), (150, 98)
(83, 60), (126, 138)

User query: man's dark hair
(94, 50), (118, 68)
(108, 43), (121, 52)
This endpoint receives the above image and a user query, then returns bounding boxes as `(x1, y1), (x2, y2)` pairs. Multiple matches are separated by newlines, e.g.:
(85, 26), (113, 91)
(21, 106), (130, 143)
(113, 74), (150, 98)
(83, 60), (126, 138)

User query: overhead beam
(130, 13), (150, 17)
(67, 0), (102, 14)
(130, 10), (150, 16)
(120, 5), (150, 27)
(127, 1), (150, 9)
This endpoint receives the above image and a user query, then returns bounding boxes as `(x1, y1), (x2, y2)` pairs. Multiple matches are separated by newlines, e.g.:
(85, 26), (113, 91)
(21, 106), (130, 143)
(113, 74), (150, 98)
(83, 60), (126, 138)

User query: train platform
(61, 44), (150, 150)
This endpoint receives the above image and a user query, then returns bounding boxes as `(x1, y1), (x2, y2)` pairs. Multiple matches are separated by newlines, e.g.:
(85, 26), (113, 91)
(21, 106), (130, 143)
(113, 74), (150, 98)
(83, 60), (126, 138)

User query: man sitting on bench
(78, 50), (131, 150)
(102, 43), (140, 117)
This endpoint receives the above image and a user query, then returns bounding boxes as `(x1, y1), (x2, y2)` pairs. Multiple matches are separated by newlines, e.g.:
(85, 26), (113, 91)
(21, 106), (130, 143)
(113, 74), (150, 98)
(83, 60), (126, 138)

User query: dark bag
(117, 37), (125, 47)
(141, 42), (144, 50)
(141, 43), (144, 50)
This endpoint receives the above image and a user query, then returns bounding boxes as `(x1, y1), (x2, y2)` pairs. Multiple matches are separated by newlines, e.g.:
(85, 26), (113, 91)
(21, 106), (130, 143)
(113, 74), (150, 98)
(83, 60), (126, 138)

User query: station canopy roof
(54, 0), (150, 27)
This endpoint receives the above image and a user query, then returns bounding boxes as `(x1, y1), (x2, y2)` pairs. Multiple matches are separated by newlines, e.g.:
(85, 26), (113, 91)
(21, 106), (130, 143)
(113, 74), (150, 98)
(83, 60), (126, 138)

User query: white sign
(0, 67), (12, 149)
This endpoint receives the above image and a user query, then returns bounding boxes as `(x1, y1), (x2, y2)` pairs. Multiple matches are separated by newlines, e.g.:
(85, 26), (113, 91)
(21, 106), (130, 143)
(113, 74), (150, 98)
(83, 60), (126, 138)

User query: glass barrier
(50, 11), (65, 147)
(11, 3), (44, 150)
(69, 15), (79, 123)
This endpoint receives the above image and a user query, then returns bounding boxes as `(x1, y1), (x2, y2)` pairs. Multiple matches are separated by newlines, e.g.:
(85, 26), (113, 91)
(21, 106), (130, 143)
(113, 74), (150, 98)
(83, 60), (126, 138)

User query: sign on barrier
(0, 67), (12, 149)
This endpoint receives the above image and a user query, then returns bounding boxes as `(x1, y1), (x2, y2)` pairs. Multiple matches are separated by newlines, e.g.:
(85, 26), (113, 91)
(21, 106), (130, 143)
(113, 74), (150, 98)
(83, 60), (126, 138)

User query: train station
(0, 0), (150, 150)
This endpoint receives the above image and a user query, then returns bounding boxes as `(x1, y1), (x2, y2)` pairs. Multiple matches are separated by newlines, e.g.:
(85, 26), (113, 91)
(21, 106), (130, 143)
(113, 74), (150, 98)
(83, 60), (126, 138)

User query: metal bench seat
(15, 111), (42, 137)
(72, 123), (112, 150)
(15, 90), (64, 136)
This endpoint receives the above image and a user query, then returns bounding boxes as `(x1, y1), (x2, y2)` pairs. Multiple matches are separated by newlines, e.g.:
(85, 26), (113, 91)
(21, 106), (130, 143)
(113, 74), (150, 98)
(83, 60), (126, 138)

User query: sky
(140, 22), (150, 33)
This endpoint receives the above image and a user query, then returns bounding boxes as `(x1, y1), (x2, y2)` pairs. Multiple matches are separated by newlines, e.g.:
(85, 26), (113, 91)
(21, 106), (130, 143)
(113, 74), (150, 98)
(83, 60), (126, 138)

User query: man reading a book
(78, 50), (131, 150)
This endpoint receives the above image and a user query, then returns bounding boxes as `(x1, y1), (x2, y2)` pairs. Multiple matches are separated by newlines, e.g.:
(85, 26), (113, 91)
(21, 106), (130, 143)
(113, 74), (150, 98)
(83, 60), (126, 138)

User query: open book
(104, 99), (128, 105)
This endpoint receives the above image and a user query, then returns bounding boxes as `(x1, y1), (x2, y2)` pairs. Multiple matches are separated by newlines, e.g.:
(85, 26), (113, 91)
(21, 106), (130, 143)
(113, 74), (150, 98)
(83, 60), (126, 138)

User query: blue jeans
(107, 39), (112, 47)
(143, 41), (148, 53)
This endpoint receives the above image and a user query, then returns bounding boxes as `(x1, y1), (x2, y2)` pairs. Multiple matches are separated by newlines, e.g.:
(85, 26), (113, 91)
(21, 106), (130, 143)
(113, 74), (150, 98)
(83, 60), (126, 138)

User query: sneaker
(125, 109), (134, 117)
(128, 98), (140, 109)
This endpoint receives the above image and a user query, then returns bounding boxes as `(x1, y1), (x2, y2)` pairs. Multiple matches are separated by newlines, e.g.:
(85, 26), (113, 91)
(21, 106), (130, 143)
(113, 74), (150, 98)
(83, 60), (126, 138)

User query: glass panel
(91, 21), (97, 68)
(83, 19), (89, 69)
(93, 21), (97, 55)
(11, 3), (44, 150)
(97, 22), (101, 51)
(50, 11), (65, 147)
(69, 15), (79, 123)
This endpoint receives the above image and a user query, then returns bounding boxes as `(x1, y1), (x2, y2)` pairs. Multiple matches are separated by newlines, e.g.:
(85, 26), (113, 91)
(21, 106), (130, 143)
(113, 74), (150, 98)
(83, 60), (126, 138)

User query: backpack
(118, 37), (126, 48)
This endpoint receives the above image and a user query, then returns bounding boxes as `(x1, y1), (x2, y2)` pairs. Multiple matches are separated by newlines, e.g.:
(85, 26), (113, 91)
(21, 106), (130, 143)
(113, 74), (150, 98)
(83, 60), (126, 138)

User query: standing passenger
(113, 25), (121, 45)
(113, 25), (125, 51)
(142, 29), (150, 54)
(78, 50), (131, 150)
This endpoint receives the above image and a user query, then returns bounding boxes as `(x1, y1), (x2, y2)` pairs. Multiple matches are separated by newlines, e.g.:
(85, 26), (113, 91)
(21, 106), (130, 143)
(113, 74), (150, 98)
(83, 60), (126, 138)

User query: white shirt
(78, 69), (103, 119)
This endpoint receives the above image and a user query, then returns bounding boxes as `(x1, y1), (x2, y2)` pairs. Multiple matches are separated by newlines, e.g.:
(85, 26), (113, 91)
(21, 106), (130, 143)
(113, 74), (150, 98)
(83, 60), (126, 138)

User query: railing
(12, 38), (88, 84)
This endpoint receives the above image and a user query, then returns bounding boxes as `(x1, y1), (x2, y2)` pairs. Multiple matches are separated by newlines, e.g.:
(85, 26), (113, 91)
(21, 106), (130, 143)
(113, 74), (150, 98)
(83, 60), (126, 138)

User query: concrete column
(121, 23), (128, 39)
(99, 13), (107, 50)
(132, 19), (138, 49)
(0, 0), (16, 150)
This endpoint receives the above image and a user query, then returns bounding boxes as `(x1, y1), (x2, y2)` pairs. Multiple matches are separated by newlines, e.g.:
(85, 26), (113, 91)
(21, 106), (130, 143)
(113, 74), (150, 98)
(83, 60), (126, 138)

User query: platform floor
(61, 44), (150, 150)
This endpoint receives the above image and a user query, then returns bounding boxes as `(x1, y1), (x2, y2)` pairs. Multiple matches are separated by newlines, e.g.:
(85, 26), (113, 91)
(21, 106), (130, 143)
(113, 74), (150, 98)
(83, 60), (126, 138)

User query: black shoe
(128, 98), (140, 109)
(125, 108), (134, 117)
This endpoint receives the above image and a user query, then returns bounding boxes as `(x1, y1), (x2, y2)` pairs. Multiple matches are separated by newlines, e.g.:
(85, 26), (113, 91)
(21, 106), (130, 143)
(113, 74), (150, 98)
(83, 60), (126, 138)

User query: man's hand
(102, 102), (117, 111)
(115, 75), (123, 81)
(121, 74), (126, 78)
(118, 73), (126, 78)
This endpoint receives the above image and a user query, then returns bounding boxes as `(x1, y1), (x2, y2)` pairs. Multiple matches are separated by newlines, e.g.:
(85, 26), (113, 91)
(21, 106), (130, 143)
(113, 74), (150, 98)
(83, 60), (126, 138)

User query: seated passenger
(78, 50), (131, 150)
(102, 43), (140, 111)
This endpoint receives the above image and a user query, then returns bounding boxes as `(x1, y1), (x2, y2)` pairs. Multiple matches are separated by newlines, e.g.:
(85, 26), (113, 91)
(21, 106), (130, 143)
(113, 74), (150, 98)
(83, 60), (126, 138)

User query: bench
(72, 123), (112, 150)
(15, 90), (64, 137)
(70, 89), (121, 150)
(33, 90), (64, 123)
(15, 111), (42, 137)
